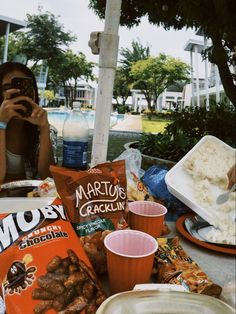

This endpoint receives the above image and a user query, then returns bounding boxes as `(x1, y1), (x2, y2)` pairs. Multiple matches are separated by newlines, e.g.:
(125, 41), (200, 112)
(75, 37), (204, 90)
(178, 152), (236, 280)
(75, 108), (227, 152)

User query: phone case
(11, 77), (34, 117)
(11, 77), (34, 99)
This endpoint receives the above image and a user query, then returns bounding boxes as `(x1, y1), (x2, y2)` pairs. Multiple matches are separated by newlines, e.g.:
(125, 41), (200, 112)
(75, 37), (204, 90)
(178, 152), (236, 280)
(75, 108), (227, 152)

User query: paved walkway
(111, 114), (142, 132)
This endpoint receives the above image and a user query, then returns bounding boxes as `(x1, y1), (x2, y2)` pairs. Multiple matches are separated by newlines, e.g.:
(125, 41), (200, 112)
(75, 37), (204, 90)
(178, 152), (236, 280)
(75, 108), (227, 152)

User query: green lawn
(142, 116), (171, 133)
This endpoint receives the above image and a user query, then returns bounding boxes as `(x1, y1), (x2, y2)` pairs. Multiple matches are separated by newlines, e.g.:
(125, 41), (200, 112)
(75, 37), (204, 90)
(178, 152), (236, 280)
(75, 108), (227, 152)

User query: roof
(167, 83), (185, 92)
(0, 15), (26, 37)
(184, 39), (206, 53)
(196, 28), (204, 36)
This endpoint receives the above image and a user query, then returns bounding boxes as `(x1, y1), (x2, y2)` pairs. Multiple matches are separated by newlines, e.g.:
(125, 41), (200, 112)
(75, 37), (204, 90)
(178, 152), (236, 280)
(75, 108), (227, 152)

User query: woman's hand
(227, 164), (236, 189)
(0, 88), (27, 123)
(21, 98), (49, 128)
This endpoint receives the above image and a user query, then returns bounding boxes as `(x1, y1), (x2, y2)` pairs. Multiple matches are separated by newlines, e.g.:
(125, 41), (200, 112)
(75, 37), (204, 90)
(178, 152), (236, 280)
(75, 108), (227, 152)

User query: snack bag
(27, 178), (58, 198)
(154, 237), (222, 297)
(50, 161), (128, 274)
(0, 204), (106, 314)
(114, 148), (155, 202)
(127, 171), (156, 202)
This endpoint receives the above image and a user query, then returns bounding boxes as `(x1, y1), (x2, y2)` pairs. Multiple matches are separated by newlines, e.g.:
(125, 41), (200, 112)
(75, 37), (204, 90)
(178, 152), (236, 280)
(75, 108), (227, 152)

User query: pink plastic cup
(128, 201), (167, 238)
(104, 229), (158, 294)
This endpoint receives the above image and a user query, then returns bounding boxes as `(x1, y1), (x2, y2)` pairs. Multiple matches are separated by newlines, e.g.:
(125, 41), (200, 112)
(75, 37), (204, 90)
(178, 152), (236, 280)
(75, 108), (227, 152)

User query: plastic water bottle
(62, 102), (89, 170)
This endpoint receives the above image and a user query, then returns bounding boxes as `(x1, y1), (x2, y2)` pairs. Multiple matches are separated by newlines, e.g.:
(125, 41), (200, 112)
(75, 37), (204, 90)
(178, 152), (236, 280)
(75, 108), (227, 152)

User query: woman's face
(2, 70), (26, 92)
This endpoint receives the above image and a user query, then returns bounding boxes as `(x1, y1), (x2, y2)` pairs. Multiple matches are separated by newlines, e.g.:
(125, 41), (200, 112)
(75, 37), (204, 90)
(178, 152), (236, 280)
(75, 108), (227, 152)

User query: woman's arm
(0, 88), (26, 183)
(38, 122), (55, 179)
(0, 128), (7, 184)
(23, 100), (55, 179)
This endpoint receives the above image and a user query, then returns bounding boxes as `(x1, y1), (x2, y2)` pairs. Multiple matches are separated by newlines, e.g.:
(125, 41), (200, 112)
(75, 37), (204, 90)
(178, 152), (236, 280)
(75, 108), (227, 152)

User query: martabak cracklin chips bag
(50, 160), (128, 274)
(0, 205), (106, 314)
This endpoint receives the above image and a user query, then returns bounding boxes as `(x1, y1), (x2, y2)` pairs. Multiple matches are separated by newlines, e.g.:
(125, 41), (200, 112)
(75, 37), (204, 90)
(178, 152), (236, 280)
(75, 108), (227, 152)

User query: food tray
(96, 290), (235, 314)
(0, 180), (42, 190)
(165, 135), (235, 225)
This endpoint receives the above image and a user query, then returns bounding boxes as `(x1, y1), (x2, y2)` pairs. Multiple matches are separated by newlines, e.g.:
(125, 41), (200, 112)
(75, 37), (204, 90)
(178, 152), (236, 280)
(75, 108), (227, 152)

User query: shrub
(117, 105), (126, 114)
(137, 101), (235, 162)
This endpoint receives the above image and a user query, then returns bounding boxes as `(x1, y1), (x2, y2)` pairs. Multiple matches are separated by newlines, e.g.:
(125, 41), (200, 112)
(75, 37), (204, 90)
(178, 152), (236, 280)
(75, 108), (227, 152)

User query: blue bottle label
(63, 140), (88, 169)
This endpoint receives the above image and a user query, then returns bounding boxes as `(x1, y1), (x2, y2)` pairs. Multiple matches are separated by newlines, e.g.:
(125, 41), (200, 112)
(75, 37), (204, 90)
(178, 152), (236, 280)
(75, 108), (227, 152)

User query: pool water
(47, 109), (124, 135)
(47, 109), (140, 163)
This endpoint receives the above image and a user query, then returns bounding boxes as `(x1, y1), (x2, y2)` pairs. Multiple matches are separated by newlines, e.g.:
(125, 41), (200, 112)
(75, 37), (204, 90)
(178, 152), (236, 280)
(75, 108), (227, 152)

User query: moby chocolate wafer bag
(50, 161), (128, 274)
(0, 205), (106, 314)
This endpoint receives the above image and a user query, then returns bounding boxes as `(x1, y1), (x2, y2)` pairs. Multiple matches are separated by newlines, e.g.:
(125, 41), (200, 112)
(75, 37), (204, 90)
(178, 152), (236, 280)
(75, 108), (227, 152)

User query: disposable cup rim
(104, 229), (158, 258)
(128, 201), (167, 218)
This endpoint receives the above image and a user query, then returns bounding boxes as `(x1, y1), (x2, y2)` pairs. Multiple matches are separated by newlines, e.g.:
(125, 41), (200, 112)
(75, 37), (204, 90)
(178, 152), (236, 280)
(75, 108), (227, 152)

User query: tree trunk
(210, 1), (236, 106)
(211, 35), (236, 106)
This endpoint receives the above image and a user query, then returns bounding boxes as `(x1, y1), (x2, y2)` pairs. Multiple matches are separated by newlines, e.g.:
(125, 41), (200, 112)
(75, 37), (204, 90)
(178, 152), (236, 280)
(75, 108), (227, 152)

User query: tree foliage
(0, 36), (23, 62)
(131, 53), (189, 110)
(49, 50), (95, 107)
(113, 67), (131, 105)
(89, 0), (236, 104)
(0, 9), (95, 107)
(119, 39), (150, 70)
(113, 39), (150, 106)
(10, 9), (76, 68)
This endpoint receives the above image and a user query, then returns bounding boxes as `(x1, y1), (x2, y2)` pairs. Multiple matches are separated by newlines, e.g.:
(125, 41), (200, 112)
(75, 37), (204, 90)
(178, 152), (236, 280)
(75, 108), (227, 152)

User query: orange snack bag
(50, 161), (128, 274)
(0, 204), (106, 314)
(154, 237), (222, 297)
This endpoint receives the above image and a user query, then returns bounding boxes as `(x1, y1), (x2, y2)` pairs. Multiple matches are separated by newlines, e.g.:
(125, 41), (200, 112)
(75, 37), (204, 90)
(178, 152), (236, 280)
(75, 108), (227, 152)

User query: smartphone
(11, 77), (34, 117)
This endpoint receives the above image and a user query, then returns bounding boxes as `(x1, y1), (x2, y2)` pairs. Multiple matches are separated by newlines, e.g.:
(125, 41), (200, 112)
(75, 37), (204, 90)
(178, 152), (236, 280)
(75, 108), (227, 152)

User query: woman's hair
(0, 62), (40, 175)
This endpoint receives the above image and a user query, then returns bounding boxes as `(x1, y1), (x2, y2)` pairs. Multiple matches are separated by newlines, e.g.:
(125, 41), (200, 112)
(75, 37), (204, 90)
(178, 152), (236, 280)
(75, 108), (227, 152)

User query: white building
(128, 85), (184, 112)
(183, 32), (233, 107)
(56, 82), (96, 107)
(0, 15), (26, 63)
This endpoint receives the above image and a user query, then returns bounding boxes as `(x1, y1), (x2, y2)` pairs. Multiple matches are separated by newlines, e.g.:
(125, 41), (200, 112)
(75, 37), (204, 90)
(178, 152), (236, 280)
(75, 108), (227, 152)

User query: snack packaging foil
(0, 203), (106, 314)
(50, 161), (128, 274)
(154, 237), (222, 297)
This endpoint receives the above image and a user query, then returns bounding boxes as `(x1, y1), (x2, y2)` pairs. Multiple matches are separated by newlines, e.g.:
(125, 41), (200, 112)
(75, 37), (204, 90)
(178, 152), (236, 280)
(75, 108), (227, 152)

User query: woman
(0, 62), (55, 183)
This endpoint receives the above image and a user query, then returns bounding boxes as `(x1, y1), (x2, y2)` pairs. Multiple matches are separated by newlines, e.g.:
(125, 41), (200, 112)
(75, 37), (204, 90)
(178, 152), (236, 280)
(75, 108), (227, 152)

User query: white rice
(184, 138), (236, 244)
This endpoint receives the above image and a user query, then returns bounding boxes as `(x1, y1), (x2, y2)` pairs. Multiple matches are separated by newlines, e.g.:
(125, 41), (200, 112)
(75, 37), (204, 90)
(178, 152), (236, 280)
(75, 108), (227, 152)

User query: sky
(0, 0), (207, 77)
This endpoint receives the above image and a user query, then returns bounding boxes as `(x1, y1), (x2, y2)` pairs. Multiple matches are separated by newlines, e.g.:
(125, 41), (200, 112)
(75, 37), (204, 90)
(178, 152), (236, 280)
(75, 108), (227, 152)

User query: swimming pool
(47, 109), (124, 135)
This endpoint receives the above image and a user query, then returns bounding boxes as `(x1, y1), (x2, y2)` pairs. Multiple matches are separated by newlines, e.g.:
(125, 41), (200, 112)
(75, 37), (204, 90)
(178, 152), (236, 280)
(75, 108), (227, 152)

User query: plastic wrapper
(0, 296), (5, 314)
(27, 178), (58, 198)
(50, 161), (128, 274)
(142, 165), (191, 220)
(0, 202), (106, 314)
(114, 149), (155, 202)
(154, 237), (222, 297)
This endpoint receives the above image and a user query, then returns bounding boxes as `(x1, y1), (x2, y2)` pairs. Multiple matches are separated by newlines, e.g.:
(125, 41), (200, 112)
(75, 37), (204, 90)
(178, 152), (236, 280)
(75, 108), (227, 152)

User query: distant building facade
(127, 84), (184, 112)
(183, 32), (233, 107)
(56, 83), (96, 107)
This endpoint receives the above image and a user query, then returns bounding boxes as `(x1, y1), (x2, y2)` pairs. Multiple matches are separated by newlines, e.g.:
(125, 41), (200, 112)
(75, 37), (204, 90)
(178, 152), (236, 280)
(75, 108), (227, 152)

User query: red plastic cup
(104, 229), (158, 294)
(128, 201), (167, 238)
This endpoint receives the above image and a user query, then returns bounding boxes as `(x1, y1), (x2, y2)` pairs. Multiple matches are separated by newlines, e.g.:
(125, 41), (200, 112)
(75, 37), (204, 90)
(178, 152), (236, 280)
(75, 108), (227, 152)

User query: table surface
(167, 221), (236, 288)
(0, 219), (235, 312)
(100, 221), (236, 296)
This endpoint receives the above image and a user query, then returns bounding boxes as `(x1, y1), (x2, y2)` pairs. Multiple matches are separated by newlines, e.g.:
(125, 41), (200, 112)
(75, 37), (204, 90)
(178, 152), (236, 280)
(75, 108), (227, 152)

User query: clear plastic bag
(114, 149), (154, 202)
(0, 296), (5, 314)
(114, 148), (144, 178)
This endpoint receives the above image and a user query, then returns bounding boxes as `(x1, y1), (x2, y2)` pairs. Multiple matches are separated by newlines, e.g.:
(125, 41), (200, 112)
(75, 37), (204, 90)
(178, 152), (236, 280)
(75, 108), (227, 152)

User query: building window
(78, 90), (85, 98)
